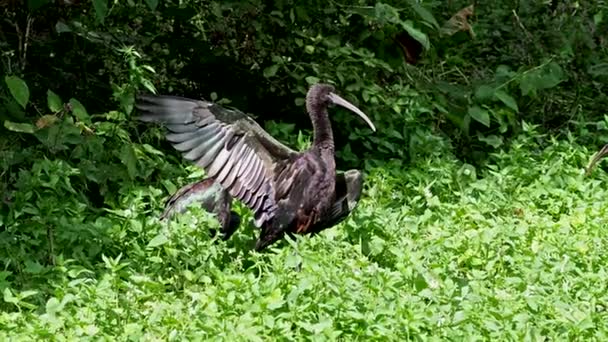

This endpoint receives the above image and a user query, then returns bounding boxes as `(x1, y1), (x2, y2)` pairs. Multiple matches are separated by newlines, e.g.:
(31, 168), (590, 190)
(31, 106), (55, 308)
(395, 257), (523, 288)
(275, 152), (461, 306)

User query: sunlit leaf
(4, 120), (35, 134)
(69, 98), (91, 124)
(305, 76), (320, 85)
(401, 21), (430, 50)
(263, 65), (280, 78)
(47, 90), (63, 113)
(5, 75), (30, 109)
(468, 106), (491, 127)
(494, 90), (518, 112)
(120, 144), (138, 179)
(147, 233), (169, 248)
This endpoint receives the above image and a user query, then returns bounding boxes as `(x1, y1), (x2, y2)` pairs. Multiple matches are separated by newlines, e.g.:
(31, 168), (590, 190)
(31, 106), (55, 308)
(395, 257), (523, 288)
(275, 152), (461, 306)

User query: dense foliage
(1, 0), (608, 339)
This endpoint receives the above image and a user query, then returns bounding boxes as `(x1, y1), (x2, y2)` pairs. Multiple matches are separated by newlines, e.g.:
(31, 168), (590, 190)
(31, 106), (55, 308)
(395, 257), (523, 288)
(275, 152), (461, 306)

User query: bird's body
(137, 83), (375, 250)
(161, 169), (364, 242)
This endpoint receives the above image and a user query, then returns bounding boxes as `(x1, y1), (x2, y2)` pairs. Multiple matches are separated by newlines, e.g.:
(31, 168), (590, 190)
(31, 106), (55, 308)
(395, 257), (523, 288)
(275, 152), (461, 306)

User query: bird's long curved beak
(328, 93), (376, 132)
(586, 144), (608, 176)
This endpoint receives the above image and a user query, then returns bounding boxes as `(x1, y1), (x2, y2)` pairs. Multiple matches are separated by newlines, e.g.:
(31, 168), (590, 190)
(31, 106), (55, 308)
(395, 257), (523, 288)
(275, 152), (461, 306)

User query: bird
(136, 83), (376, 250)
(586, 144), (608, 176)
(160, 169), (364, 242)
(160, 177), (241, 240)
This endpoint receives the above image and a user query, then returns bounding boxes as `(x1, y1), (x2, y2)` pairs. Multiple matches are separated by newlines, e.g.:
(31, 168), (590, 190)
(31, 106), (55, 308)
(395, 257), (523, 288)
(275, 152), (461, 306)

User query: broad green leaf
(304, 45), (315, 54)
(55, 21), (71, 34)
(45, 297), (61, 314)
(141, 79), (156, 94)
(4, 120), (35, 134)
(69, 98), (91, 124)
(474, 85), (495, 101)
(92, 0), (108, 23)
(478, 134), (503, 148)
(120, 144), (138, 180)
(47, 90), (63, 112)
(305, 76), (320, 85)
(401, 21), (430, 50)
(407, 1), (440, 30)
(494, 90), (518, 112)
(594, 11), (603, 25)
(468, 106), (491, 127)
(145, 0), (158, 11)
(374, 2), (400, 24)
(263, 64), (279, 78)
(5, 75), (30, 109)
(3, 288), (17, 304)
(147, 233), (169, 248)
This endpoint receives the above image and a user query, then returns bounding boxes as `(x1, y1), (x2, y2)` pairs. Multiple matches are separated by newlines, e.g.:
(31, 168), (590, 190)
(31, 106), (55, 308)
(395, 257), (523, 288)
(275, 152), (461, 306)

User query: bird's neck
(310, 107), (336, 178)
(311, 107), (334, 153)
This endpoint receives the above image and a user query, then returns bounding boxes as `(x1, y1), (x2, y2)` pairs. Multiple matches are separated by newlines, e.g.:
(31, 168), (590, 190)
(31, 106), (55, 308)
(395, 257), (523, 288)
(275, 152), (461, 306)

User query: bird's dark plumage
(137, 83), (375, 250)
(160, 178), (240, 240)
(161, 169), (364, 242)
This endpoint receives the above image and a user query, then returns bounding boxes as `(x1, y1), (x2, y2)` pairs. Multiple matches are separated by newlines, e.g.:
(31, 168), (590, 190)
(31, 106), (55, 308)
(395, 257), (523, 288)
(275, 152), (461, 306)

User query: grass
(2, 129), (608, 340)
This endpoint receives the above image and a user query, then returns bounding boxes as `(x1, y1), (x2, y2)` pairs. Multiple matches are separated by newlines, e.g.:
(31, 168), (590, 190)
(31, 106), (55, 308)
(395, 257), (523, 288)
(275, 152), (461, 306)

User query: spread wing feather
(136, 95), (300, 227)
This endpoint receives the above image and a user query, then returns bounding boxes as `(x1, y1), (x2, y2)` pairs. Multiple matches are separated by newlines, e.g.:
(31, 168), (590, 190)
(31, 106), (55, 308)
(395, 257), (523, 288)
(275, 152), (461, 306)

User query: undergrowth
(2, 129), (608, 340)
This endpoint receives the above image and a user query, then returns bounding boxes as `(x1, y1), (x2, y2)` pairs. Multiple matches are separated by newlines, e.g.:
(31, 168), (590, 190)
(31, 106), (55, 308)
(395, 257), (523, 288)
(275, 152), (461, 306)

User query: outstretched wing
(136, 95), (300, 227)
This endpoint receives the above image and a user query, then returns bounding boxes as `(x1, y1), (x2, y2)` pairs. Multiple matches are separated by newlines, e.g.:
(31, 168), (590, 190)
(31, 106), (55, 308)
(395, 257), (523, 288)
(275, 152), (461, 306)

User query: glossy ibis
(162, 169), (364, 242)
(137, 83), (375, 250)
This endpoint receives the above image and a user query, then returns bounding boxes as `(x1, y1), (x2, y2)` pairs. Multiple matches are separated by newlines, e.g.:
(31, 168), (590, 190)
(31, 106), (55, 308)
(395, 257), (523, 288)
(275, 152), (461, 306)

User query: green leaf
(120, 145), (138, 179)
(263, 65), (279, 78)
(305, 76), (320, 85)
(145, 0), (158, 11)
(69, 98), (91, 124)
(47, 90), (63, 112)
(5, 75), (30, 109)
(45, 297), (61, 315)
(147, 234), (169, 248)
(92, 0), (108, 23)
(401, 21), (430, 50)
(3, 288), (17, 304)
(474, 85), (495, 101)
(304, 45), (315, 54)
(468, 106), (491, 127)
(374, 3), (400, 24)
(141, 79), (156, 94)
(478, 134), (503, 148)
(494, 90), (518, 112)
(4, 120), (35, 134)
(594, 11), (603, 25)
(407, 1), (440, 30)
(55, 21), (71, 34)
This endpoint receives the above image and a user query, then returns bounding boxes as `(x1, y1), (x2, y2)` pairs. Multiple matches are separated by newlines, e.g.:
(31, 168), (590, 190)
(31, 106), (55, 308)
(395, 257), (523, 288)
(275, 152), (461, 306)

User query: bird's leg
(255, 220), (288, 251)
(221, 211), (241, 240)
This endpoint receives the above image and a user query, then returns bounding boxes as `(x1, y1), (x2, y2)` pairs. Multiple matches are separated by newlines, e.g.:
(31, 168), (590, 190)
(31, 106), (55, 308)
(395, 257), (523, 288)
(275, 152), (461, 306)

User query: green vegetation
(2, 0), (608, 339)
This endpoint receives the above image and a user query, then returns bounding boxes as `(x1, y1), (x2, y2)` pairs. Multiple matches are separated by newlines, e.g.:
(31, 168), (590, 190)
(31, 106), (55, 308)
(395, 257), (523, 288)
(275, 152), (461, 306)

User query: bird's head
(306, 83), (376, 132)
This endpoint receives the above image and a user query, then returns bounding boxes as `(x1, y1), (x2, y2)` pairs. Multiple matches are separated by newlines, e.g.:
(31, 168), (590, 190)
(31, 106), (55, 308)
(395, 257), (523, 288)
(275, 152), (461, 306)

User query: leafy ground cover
(2, 1), (608, 340)
(2, 126), (608, 340)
